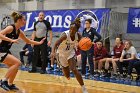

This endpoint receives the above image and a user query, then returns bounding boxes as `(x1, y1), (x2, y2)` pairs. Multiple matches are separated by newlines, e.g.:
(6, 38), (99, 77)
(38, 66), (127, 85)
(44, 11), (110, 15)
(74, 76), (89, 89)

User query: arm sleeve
(131, 47), (137, 55)
(34, 21), (37, 31)
(46, 21), (52, 31)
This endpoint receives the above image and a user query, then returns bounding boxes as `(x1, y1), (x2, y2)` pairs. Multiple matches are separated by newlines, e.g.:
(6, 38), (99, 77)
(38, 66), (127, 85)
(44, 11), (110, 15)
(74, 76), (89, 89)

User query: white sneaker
(82, 85), (88, 93)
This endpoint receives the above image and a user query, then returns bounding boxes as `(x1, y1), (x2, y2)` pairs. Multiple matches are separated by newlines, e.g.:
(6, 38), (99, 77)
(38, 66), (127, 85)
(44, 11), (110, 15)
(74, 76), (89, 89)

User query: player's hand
(119, 58), (123, 62)
(11, 39), (19, 44)
(47, 41), (51, 46)
(39, 37), (46, 44)
(75, 42), (79, 49)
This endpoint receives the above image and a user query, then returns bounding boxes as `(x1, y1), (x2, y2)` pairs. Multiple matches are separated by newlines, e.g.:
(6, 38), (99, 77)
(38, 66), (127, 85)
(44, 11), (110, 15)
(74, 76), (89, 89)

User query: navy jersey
(82, 27), (101, 42)
(0, 24), (20, 52)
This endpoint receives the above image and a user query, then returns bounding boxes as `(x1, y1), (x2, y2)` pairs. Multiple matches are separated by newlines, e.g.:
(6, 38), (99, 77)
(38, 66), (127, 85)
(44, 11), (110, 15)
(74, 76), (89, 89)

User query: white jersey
(56, 30), (79, 67)
(57, 30), (78, 53)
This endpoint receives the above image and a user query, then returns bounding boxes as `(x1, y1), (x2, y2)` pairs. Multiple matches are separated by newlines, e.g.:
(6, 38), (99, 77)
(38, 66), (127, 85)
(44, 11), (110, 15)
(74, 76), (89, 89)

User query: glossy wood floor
(0, 68), (140, 93)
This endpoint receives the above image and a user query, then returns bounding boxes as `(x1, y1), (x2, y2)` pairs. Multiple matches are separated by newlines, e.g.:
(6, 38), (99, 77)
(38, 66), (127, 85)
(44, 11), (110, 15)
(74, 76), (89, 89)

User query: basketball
(78, 37), (92, 51)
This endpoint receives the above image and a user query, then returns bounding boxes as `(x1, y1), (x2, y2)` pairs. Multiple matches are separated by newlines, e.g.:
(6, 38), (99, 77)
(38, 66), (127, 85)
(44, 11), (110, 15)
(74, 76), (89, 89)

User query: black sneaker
(94, 72), (100, 77)
(0, 80), (10, 91)
(40, 70), (46, 74)
(111, 74), (117, 79)
(9, 84), (19, 90)
(28, 69), (37, 73)
(125, 75), (131, 81)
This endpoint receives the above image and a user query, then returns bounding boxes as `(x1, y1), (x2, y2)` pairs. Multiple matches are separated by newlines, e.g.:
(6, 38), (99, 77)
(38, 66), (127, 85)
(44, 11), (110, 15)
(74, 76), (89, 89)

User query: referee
(81, 19), (101, 76)
(29, 12), (53, 74)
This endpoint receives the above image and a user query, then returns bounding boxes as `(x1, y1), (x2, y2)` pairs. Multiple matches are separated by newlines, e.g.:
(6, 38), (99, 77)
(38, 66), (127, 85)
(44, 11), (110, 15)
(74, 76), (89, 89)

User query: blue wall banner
(21, 9), (110, 32)
(127, 8), (140, 33)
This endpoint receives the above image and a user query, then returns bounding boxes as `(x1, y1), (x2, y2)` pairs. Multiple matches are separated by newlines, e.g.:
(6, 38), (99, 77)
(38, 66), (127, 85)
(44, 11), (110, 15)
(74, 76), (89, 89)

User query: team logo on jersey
(88, 32), (91, 35)
(76, 10), (99, 32)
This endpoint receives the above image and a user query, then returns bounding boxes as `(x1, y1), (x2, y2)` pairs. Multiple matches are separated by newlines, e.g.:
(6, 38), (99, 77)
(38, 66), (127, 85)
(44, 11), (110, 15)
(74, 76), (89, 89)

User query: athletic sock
(2, 78), (8, 81)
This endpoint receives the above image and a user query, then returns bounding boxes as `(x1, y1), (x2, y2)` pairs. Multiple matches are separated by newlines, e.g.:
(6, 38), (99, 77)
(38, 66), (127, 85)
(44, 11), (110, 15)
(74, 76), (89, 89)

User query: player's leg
(1, 54), (21, 91)
(68, 57), (88, 93)
(62, 67), (70, 80)
(68, 57), (84, 85)
(57, 53), (70, 79)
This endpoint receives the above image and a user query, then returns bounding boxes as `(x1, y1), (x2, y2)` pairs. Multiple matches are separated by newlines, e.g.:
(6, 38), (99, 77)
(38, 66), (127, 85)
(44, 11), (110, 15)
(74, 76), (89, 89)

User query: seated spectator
(117, 40), (140, 80)
(105, 37), (124, 78)
(19, 43), (33, 67)
(94, 41), (109, 77)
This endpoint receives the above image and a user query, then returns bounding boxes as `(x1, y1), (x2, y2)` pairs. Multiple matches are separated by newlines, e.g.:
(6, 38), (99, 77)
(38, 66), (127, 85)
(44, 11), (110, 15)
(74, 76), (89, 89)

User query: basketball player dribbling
(51, 18), (88, 93)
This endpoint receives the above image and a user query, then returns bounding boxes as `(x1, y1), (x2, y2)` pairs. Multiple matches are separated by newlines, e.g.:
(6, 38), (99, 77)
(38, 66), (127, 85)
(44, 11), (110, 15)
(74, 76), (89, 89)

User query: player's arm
(77, 32), (82, 42)
(19, 30), (45, 45)
(51, 33), (67, 65)
(51, 33), (67, 54)
(0, 26), (18, 43)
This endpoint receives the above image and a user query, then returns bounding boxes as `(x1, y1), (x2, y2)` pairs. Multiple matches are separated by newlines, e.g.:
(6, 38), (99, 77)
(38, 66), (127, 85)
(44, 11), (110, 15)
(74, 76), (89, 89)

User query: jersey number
(65, 43), (70, 50)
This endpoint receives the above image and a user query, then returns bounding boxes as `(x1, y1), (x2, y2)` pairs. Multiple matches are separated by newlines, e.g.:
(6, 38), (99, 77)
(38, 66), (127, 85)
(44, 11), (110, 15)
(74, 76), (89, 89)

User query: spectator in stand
(94, 41), (109, 77)
(19, 43), (33, 67)
(117, 40), (140, 80)
(105, 37), (124, 78)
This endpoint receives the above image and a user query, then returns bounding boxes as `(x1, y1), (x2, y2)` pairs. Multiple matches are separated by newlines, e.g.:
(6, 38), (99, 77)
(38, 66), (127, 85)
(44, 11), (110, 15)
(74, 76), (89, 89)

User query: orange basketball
(78, 37), (92, 51)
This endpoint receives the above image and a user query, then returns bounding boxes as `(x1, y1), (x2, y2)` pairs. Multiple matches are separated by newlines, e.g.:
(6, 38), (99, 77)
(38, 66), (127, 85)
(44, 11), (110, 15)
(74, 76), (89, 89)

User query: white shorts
(0, 52), (7, 62)
(56, 49), (75, 67)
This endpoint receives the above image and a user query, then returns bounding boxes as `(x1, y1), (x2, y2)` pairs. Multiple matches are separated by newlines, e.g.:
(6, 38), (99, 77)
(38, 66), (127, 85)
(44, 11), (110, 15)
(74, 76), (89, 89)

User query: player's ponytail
(11, 12), (23, 23)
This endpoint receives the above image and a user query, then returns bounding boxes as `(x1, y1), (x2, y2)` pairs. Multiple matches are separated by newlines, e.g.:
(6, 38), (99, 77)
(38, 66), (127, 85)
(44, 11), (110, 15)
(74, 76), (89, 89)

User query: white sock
(82, 85), (87, 90)
(82, 85), (88, 93)
(9, 83), (13, 86)
(2, 78), (8, 81)
(82, 85), (85, 88)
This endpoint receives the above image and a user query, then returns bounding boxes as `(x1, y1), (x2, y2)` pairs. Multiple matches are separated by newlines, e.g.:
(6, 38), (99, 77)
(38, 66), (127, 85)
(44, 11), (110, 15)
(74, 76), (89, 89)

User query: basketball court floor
(0, 68), (139, 93)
